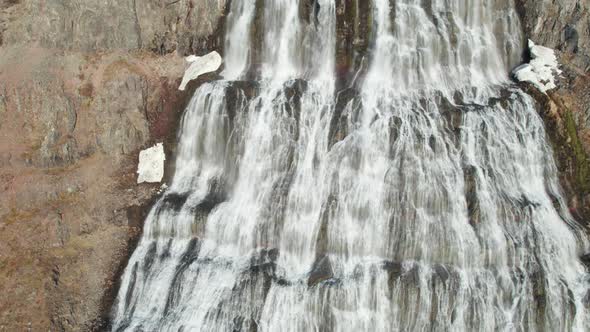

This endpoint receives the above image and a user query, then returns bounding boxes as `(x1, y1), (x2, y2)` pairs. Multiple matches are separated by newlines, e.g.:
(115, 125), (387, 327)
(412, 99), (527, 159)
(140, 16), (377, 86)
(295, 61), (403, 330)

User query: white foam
(137, 143), (166, 184)
(513, 40), (562, 93)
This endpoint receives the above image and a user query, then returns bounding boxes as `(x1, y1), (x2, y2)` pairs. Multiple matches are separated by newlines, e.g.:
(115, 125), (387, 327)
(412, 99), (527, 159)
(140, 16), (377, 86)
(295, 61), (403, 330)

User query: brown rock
(0, 1), (225, 328)
(1, 0), (229, 55)
(514, 0), (590, 227)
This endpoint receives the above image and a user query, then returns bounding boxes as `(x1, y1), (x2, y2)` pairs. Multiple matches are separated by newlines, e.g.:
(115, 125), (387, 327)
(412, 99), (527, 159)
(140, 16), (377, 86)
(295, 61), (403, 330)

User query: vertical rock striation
(514, 0), (590, 226)
(0, 0), (228, 330)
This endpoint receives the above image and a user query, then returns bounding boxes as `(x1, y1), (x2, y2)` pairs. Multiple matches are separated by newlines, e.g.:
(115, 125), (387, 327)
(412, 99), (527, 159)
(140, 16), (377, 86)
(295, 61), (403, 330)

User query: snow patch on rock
(179, 51), (222, 91)
(513, 40), (562, 93)
(137, 143), (166, 184)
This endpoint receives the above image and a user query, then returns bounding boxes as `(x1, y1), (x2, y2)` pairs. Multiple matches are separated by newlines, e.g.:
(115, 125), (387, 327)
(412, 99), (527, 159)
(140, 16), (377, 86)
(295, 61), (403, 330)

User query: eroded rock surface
(0, 1), (227, 330)
(1, 0), (228, 55)
(515, 0), (589, 70)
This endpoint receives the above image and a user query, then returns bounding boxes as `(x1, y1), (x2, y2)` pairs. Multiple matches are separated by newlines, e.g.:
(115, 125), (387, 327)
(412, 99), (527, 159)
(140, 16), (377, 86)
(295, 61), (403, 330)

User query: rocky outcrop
(0, 48), (185, 331)
(1, 0), (228, 55)
(0, 0), (228, 330)
(334, 0), (372, 88)
(515, 0), (589, 70)
(514, 0), (590, 226)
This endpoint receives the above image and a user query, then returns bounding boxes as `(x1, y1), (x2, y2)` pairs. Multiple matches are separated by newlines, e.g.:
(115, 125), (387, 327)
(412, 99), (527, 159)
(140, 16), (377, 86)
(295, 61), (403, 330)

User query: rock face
(0, 0), (227, 330)
(514, 0), (590, 225)
(1, 0), (228, 55)
(515, 0), (590, 70)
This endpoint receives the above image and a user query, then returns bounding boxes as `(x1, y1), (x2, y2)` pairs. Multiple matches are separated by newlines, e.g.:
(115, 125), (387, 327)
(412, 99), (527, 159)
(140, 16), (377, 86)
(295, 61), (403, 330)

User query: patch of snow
(178, 51), (223, 91)
(513, 40), (562, 93)
(157, 183), (168, 194)
(137, 143), (166, 184)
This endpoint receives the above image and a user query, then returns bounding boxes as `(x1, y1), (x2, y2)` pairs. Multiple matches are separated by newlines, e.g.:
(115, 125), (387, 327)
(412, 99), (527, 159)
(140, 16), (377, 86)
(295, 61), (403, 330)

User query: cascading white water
(112, 1), (590, 331)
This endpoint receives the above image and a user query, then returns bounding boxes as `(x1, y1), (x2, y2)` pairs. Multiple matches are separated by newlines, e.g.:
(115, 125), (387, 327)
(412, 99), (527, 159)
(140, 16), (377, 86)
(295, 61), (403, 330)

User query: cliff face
(0, 0), (227, 330)
(1, 0), (227, 54)
(515, 0), (590, 225)
(516, 0), (589, 69)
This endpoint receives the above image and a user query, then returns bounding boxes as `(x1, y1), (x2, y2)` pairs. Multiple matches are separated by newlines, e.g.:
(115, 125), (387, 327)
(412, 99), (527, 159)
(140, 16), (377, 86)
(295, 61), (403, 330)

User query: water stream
(112, 1), (590, 331)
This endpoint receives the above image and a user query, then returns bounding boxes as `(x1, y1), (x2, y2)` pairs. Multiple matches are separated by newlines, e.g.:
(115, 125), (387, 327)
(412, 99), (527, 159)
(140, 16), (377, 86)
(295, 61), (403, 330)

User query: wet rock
(382, 261), (403, 286)
(328, 88), (359, 149)
(160, 192), (189, 212)
(463, 165), (480, 227)
(308, 255), (334, 287)
(315, 194), (338, 259)
(160, 239), (174, 261)
(201, 177), (227, 212)
(530, 267), (547, 325)
(188, 178), (228, 236)
(399, 264), (421, 286)
(249, 248), (280, 276)
(335, 0), (373, 89)
(191, 249), (280, 332)
(264, 170), (296, 242)
(248, 0), (267, 78)
(160, 192), (189, 211)
(385, 115), (404, 155)
(142, 242), (158, 274)
(283, 79), (308, 122)
(300, 0), (321, 25)
(432, 264), (451, 283)
(224, 80), (259, 122)
(486, 87), (516, 110)
(163, 238), (202, 315)
(383, 261), (459, 292)
(226, 81), (259, 100)
(223, 81), (258, 171)
(124, 263), (139, 311)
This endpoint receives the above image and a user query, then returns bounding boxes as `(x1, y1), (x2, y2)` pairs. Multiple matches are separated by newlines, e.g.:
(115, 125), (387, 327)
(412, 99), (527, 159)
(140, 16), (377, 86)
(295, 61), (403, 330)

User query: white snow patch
(513, 40), (562, 93)
(137, 143), (166, 184)
(178, 51), (222, 91)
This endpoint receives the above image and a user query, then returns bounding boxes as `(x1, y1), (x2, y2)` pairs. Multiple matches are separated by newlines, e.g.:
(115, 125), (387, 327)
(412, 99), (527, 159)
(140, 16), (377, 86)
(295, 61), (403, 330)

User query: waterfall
(112, 1), (590, 331)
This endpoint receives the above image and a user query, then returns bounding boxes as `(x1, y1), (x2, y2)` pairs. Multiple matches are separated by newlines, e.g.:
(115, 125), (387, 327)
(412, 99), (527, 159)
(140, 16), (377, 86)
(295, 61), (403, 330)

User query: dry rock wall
(0, 0), (227, 330)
